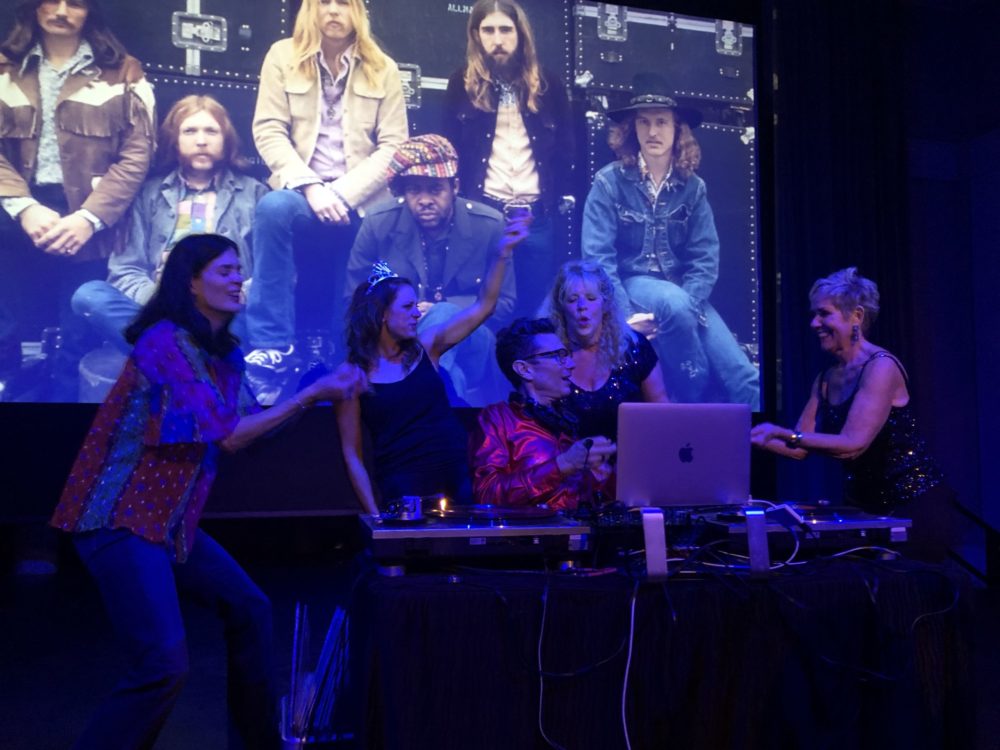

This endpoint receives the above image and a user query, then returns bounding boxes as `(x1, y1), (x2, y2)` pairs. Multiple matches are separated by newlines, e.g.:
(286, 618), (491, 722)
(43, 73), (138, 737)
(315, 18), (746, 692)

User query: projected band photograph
(2, 1), (991, 749)
(0, 0), (760, 410)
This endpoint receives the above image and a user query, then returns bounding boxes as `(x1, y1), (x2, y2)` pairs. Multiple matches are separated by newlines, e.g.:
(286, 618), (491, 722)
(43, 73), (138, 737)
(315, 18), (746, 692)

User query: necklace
(418, 220), (453, 303)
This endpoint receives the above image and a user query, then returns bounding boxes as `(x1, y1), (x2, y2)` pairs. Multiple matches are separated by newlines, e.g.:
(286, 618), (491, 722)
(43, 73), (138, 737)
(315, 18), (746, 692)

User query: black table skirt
(348, 559), (973, 750)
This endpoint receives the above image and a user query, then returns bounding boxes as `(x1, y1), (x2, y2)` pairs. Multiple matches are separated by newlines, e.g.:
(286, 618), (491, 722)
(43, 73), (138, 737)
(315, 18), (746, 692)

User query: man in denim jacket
(582, 73), (759, 407)
(72, 95), (267, 353)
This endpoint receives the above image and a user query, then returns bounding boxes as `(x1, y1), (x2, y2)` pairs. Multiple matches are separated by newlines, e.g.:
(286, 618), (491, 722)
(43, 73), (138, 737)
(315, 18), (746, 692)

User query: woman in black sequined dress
(544, 260), (668, 440)
(750, 268), (953, 557)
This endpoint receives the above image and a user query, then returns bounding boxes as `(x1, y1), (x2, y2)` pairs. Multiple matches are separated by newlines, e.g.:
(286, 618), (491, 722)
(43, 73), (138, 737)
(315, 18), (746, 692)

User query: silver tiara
(366, 260), (398, 294)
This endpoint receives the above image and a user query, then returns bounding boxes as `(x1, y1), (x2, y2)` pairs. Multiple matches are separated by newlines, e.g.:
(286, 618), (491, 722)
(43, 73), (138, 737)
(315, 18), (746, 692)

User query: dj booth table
(347, 559), (972, 750)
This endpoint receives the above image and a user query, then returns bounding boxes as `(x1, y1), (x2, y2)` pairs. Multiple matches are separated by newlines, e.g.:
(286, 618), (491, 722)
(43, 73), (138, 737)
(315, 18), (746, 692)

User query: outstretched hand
(311, 363), (368, 402)
(750, 422), (790, 449)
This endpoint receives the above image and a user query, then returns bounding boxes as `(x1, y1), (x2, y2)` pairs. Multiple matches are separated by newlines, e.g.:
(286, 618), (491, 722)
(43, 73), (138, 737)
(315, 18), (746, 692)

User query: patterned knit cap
(386, 134), (459, 180)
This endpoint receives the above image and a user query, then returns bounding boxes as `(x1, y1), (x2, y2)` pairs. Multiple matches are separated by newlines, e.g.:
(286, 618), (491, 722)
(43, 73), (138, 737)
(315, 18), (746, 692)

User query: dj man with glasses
(473, 317), (616, 510)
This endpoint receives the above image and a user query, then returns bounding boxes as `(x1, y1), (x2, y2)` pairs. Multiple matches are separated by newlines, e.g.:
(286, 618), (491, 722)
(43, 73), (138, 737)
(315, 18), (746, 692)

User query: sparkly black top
(815, 352), (942, 512)
(560, 333), (658, 440)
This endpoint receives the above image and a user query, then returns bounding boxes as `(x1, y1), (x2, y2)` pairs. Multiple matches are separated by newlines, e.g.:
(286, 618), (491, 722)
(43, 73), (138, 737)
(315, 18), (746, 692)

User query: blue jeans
(71, 281), (142, 353)
(511, 213), (556, 320)
(72, 528), (276, 750)
(418, 301), (507, 406)
(72, 281), (249, 353)
(623, 275), (759, 407)
(247, 189), (358, 350)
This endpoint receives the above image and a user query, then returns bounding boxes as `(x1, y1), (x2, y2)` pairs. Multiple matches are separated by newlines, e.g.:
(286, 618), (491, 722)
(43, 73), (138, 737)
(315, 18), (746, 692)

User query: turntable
(360, 500), (591, 571)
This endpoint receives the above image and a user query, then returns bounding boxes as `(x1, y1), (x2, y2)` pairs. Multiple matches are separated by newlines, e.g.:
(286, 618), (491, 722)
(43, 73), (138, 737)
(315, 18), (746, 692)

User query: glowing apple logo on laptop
(678, 442), (694, 463)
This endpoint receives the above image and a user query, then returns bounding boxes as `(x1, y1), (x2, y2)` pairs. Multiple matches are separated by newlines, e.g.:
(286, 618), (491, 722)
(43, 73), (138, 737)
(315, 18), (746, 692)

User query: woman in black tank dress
(750, 268), (952, 557)
(335, 219), (529, 514)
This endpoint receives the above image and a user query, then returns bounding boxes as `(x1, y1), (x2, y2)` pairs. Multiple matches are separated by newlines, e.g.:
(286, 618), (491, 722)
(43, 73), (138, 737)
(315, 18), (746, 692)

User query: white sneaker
(245, 346), (295, 371)
(245, 346), (295, 406)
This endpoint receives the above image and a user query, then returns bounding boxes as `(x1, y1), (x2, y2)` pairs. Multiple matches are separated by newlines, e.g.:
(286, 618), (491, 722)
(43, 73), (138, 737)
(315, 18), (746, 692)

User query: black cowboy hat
(607, 72), (704, 129)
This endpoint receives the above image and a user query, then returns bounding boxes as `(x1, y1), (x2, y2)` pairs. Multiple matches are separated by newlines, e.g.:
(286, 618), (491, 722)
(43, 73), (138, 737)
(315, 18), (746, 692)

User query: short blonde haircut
(809, 267), (881, 334)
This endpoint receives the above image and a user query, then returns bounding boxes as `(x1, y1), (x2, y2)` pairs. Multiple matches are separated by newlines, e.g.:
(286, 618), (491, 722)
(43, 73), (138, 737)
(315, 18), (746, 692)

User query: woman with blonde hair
(244, 0), (408, 402)
(544, 260), (668, 440)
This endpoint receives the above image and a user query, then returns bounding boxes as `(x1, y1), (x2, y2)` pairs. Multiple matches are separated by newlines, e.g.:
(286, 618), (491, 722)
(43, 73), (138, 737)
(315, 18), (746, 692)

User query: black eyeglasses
(523, 348), (572, 365)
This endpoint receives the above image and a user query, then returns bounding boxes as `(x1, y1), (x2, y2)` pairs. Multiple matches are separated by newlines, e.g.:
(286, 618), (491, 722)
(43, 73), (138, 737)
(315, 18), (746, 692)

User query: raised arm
(419, 212), (530, 362)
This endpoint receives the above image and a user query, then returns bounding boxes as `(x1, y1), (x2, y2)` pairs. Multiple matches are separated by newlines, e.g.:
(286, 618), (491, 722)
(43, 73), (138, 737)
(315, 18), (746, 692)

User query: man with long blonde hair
(246, 0), (407, 403)
(443, 0), (575, 323)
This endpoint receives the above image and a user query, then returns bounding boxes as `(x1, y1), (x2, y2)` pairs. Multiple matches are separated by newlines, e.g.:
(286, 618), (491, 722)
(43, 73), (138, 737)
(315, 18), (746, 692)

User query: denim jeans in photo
(247, 189), (359, 351)
(623, 275), (759, 407)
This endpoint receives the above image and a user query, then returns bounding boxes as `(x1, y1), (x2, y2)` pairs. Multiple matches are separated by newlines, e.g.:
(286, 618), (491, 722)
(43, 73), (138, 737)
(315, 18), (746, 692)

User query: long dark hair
(125, 234), (240, 357)
(1, 0), (127, 67)
(345, 277), (421, 374)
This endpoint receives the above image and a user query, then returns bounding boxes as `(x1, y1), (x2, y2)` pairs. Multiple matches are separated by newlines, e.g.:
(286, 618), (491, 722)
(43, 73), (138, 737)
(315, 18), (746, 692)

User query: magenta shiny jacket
(473, 400), (613, 511)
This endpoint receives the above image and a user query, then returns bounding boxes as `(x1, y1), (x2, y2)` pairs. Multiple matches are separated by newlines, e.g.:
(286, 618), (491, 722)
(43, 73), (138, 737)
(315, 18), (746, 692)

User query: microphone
(583, 438), (594, 450)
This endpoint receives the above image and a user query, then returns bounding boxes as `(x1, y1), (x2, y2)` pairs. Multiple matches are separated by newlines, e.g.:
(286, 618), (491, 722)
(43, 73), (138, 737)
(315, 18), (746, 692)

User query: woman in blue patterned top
(544, 260), (668, 440)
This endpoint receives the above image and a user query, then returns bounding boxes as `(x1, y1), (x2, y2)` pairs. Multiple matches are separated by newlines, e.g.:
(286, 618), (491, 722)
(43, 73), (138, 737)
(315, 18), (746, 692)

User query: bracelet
(786, 431), (803, 449)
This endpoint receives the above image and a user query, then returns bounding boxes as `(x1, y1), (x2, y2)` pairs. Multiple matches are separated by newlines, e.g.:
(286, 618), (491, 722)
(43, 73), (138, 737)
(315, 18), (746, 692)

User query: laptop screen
(615, 403), (751, 507)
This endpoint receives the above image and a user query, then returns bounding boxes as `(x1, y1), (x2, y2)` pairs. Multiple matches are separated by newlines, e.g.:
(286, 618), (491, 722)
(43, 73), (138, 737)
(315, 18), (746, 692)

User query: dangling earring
(851, 324), (860, 343)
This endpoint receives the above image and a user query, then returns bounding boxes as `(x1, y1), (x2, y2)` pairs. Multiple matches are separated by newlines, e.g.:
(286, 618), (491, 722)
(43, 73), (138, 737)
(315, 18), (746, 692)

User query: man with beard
(443, 0), (574, 322)
(0, 0), (154, 397)
(71, 95), (268, 354)
(345, 134), (513, 405)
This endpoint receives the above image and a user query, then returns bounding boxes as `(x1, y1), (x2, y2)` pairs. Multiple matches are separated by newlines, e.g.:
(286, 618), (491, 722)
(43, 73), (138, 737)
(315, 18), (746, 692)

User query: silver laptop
(615, 403), (751, 507)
